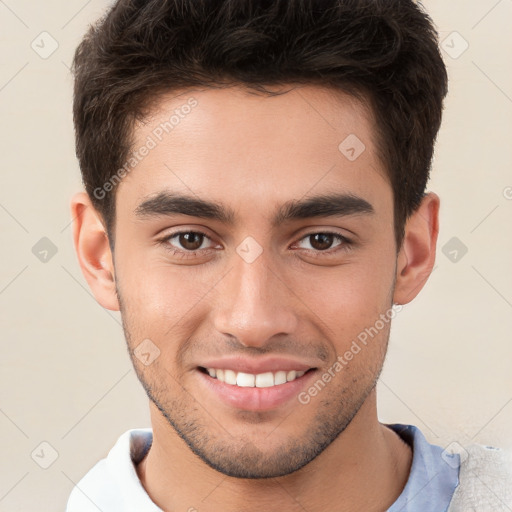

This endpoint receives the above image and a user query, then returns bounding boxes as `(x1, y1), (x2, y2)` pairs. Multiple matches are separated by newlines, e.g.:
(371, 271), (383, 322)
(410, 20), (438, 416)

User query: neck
(137, 391), (412, 512)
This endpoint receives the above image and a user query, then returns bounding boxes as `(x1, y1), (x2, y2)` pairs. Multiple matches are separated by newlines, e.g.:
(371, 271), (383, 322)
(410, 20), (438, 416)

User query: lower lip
(196, 369), (317, 412)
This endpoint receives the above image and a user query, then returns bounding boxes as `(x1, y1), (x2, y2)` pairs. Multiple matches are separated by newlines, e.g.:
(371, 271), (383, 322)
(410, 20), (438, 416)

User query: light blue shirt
(66, 423), (460, 511)
(386, 423), (460, 511)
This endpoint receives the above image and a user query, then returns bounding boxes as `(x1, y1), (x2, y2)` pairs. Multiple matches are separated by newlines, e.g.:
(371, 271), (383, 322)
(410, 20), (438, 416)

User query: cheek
(296, 258), (395, 331)
(117, 254), (212, 324)
(116, 230), (396, 349)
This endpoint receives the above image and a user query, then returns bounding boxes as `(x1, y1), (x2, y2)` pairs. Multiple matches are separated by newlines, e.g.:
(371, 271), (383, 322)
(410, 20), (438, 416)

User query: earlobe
(393, 192), (440, 305)
(70, 192), (120, 311)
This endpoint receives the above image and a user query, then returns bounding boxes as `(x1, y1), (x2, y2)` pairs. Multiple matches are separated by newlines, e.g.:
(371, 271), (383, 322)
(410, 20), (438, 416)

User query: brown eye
(308, 233), (335, 251)
(178, 232), (205, 251)
(158, 229), (219, 260)
(295, 232), (351, 253)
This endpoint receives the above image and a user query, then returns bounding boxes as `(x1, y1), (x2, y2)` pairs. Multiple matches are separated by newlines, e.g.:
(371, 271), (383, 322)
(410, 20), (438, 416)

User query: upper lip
(197, 356), (317, 374)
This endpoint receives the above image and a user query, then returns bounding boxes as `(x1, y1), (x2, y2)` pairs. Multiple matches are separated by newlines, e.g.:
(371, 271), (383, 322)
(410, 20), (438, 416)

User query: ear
(393, 192), (440, 305)
(70, 192), (120, 311)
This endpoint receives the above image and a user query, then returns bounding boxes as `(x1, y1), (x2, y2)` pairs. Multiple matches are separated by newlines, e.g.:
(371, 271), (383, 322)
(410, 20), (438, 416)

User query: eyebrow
(134, 191), (374, 226)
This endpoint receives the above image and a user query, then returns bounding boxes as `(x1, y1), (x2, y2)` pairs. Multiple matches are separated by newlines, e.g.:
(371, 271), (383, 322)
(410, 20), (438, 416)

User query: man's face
(113, 84), (398, 478)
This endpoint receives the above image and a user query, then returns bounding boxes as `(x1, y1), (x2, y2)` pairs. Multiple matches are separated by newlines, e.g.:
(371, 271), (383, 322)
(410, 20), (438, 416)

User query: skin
(71, 84), (439, 512)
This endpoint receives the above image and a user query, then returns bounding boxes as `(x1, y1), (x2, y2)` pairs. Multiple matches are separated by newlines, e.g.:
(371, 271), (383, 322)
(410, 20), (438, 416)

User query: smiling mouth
(198, 366), (316, 388)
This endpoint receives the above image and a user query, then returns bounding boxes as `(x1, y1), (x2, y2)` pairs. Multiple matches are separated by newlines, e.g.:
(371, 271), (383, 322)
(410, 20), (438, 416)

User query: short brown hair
(72, 0), (448, 249)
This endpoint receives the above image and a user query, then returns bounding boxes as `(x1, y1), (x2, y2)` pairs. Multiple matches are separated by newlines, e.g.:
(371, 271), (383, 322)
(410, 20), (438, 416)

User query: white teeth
(236, 372), (255, 387)
(224, 369), (237, 385)
(286, 370), (296, 382)
(274, 371), (287, 385)
(255, 372), (274, 388)
(205, 367), (309, 387)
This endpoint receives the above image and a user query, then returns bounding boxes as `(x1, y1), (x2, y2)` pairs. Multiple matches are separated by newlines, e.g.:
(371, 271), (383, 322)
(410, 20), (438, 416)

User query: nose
(212, 251), (299, 349)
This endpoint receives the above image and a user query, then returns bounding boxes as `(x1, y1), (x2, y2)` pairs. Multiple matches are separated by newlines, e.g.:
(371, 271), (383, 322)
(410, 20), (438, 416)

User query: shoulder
(65, 428), (154, 512)
(66, 457), (119, 511)
(447, 443), (512, 512)
(66, 459), (114, 512)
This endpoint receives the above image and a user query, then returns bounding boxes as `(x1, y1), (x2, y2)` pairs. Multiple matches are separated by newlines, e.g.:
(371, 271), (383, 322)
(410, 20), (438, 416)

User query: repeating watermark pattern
(298, 305), (403, 405)
(236, 236), (264, 264)
(0, 1), (511, 510)
(31, 441), (59, 469)
(134, 338), (161, 366)
(30, 31), (59, 59)
(31, 237), (58, 263)
(442, 236), (468, 263)
(338, 133), (366, 161)
(442, 441), (469, 469)
(441, 31), (469, 59)
(93, 97), (198, 200)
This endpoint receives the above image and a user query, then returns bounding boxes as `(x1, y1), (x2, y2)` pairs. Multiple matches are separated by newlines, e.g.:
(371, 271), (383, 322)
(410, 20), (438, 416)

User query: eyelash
(157, 230), (353, 259)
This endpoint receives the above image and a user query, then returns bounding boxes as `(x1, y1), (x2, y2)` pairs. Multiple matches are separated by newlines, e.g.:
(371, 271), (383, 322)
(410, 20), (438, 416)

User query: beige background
(0, 1), (511, 510)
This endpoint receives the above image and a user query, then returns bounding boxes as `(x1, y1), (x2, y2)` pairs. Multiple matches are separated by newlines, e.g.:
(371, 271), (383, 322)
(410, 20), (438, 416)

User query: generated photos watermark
(298, 304), (403, 405)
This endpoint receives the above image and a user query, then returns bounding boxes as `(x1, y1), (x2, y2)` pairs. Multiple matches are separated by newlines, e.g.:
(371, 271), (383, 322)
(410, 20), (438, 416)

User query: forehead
(116, 84), (391, 221)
